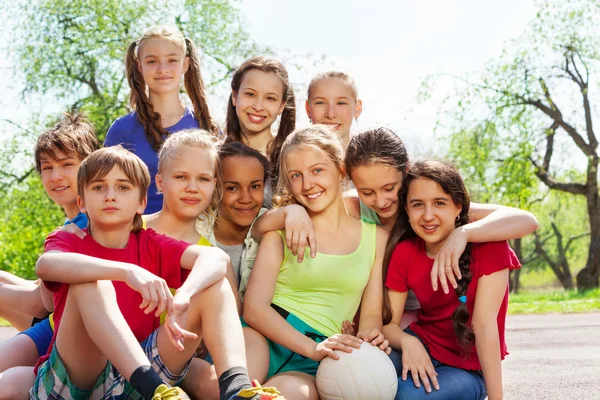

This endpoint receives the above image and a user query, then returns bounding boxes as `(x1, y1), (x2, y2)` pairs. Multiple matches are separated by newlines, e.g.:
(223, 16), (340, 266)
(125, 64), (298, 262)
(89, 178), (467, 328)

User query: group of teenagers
(0, 25), (538, 400)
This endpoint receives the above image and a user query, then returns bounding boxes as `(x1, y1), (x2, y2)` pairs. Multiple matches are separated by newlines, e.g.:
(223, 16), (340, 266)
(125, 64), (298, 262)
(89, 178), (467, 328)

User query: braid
(125, 41), (167, 152)
(267, 84), (296, 186)
(452, 214), (475, 353)
(184, 38), (219, 135)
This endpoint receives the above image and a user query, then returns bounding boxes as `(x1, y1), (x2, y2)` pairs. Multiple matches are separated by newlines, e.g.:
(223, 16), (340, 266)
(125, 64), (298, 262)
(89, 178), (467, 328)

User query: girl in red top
(383, 160), (522, 400)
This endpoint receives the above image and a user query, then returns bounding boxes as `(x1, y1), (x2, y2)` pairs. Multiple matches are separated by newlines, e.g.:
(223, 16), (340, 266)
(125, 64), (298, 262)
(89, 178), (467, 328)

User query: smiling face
(284, 146), (344, 214)
(39, 149), (81, 216)
(78, 166), (146, 231)
(405, 177), (462, 255)
(218, 156), (264, 229)
(232, 69), (286, 138)
(306, 78), (362, 139)
(137, 37), (189, 96)
(156, 147), (216, 221)
(351, 163), (404, 221)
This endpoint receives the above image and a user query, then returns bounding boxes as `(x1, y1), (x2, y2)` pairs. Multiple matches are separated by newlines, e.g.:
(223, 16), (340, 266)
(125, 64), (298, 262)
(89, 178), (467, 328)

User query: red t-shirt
(385, 237), (520, 370)
(37, 228), (190, 370)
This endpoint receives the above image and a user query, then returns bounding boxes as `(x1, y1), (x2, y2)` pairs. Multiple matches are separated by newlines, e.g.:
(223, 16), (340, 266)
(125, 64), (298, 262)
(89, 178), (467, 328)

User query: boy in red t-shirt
(29, 146), (283, 400)
(382, 160), (524, 400)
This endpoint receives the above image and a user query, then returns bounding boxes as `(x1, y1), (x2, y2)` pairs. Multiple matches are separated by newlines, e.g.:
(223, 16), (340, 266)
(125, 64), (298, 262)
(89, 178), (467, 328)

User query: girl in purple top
(105, 25), (218, 214)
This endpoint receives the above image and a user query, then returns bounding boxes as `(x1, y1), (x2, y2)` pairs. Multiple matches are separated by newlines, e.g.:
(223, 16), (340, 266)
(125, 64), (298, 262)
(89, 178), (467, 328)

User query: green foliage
(509, 289), (600, 314)
(0, 175), (64, 279)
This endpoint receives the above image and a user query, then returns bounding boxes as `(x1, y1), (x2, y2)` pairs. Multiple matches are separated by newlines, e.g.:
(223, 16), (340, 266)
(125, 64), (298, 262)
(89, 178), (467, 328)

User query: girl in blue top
(105, 25), (218, 214)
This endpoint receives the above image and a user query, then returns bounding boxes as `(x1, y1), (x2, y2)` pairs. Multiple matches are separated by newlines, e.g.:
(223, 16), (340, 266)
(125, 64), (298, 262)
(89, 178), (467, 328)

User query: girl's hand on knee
(431, 227), (466, 294)
(356, 328), (391, 354)
(341, 320), (355, 335)
(284, 204), (317, 262)
(165, 294), (198, 352)
(59, 223), (87, 239)
(312, 334), (364, 361)
(400, 336), (439, 393)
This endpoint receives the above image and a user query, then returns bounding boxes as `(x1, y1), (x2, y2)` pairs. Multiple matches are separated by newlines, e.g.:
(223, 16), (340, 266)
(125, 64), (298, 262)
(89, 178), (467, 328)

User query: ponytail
(452, 214), (475, 353)
(184, 37), (219, 135)
(125, 40), (166, 152)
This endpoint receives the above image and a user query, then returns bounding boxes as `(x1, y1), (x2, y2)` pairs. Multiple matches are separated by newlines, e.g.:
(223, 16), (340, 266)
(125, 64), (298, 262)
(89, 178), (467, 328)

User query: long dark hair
(225, 56), (295, 182)
(383, 160), (474, 351)
(125, 26), (218, 152)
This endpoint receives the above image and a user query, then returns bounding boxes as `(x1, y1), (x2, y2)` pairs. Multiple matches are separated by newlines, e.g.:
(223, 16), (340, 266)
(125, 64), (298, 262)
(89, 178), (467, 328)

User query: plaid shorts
(30, 328), (192, 400)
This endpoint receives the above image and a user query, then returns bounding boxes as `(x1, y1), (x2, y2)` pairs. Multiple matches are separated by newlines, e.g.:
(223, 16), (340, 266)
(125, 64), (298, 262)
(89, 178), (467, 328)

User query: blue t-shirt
(64, 212), (88, 229)
(104, 107), (199, 214)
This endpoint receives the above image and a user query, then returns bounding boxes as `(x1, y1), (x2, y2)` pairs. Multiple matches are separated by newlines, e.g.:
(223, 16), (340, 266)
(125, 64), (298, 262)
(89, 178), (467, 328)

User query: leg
(0, 282), (48, 331)
(0, 270), (34, 286)
(181, 358), (219, 400)
(243, 327), (270, 383)
(156, 279), (245, 377)
(395, 364), (487, 400)
(264, 371), (318, 400)
(0, 334), (40, 372)
(55, 281), (157, 389)
(0, 366), (35, 400)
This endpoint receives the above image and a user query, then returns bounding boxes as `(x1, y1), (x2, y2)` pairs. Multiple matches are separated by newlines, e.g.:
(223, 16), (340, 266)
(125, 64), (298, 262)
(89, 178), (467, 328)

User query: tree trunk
(577, 160), (600, 291)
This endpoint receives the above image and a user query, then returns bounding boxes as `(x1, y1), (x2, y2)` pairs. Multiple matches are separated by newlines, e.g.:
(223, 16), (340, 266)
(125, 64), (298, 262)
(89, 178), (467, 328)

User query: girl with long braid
(383, 160), (520, 400)
(105, 25), (218, 214)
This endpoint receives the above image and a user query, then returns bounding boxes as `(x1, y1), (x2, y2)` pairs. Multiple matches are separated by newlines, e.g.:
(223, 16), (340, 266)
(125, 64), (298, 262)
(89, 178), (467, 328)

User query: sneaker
(152, 384), (191, 400)
(229, 380), (286, 399)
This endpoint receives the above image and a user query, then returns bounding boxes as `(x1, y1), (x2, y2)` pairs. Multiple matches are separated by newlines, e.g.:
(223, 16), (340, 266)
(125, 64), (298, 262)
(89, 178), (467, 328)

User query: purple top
(104, 107), (199, 214)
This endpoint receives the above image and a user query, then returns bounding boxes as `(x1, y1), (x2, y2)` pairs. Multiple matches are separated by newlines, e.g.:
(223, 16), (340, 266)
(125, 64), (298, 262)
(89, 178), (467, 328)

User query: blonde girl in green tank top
(242, 125), (390, 399)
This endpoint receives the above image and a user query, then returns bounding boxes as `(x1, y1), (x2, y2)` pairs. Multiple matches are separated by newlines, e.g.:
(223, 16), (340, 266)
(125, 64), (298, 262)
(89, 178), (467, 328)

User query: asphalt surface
(1, 312), (599, 399)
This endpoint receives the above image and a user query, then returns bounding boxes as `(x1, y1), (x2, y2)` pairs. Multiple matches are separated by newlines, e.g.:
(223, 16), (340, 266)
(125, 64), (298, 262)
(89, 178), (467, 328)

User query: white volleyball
(316, 342), (397, 400)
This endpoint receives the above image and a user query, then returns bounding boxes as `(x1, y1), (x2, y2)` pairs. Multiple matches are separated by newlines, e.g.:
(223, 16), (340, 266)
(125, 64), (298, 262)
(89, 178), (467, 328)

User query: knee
(70, 280), (114, 298)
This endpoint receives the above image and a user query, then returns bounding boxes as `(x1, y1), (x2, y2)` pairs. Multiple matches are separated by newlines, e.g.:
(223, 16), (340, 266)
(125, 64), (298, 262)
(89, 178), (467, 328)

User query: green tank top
(272, 220), (377, 337)
(359, 199), (383, 226)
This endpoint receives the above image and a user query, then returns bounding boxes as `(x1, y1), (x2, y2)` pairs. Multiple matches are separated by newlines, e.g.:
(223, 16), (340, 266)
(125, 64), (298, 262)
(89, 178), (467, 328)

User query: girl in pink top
(383, 160), (522, 400)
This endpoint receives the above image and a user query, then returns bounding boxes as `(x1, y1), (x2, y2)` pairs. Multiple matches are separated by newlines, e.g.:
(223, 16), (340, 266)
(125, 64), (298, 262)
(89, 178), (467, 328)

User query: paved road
(2, 313), (599, 399)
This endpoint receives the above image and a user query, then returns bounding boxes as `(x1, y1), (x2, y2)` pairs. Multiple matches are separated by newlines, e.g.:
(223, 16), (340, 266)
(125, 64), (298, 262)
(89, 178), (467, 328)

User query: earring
(456, 215), (460, 221)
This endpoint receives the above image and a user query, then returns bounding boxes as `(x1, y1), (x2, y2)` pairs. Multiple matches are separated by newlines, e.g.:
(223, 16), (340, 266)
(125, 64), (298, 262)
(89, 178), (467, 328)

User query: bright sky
(239, 0), (537, 155)
(0, 0), (538, 159)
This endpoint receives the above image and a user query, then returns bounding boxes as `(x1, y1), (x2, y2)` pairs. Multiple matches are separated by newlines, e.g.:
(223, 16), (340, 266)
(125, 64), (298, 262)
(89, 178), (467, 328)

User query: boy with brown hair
(0, 113), (100, 396)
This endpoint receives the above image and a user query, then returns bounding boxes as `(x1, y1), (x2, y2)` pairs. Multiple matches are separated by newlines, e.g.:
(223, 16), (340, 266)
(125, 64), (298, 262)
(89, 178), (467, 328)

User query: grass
(509, 289), (600, 314)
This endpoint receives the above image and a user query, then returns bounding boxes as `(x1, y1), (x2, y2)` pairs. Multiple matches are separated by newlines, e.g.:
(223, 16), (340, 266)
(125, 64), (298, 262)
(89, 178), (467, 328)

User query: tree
(425, 0), (600, 289)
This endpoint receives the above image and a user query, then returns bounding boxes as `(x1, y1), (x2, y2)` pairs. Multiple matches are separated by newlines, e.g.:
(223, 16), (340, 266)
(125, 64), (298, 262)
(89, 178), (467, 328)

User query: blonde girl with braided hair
(383, 160), (521, 400)
(105, 25), (218, 215)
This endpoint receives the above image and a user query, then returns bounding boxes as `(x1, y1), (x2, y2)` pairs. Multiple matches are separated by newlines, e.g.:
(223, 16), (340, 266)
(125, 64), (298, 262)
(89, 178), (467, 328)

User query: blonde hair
(306, 69), (358, 100)
(157, 129), (220, 222)
(77, 146), (150, 233)
(273, 125), (345, 207)
(125, 25), (218, 152)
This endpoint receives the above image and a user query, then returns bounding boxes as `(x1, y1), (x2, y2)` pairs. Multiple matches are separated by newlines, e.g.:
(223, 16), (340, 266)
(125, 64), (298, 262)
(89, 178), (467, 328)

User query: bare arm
(357, 226), (388, 350)
(432, 204), (538, 293)
(472, 269), (509, 400)
(383, 289), (440, 393)
(36, 251), (132, 284)
(177, 245), (229, 301)
(251, 204), (316, 261)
